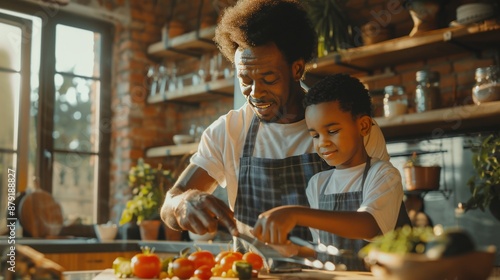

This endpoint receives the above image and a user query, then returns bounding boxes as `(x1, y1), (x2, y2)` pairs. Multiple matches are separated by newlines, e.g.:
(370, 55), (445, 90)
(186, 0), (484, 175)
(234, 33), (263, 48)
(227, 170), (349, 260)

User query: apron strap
(242, 115), (260, 157)
(361, 157), (371, 197)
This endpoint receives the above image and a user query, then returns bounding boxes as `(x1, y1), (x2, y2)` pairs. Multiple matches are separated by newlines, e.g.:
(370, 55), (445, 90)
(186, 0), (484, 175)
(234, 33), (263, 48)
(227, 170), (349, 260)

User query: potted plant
(464, 134), (500, 221)
(119, 158), (174, 240)
(403, 152), (441, 191)
(302, 0), (354, 57)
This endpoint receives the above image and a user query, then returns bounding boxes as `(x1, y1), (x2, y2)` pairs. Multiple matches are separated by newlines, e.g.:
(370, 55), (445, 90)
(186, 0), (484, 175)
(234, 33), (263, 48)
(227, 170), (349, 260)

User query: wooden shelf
(374, 101), (500, 141)
(307, 20), (500, 76)
(148, 26), (217, 60)
(146, 142), (199, 158)
(146, 102), (500, 158)
(147, 77), (234, 104)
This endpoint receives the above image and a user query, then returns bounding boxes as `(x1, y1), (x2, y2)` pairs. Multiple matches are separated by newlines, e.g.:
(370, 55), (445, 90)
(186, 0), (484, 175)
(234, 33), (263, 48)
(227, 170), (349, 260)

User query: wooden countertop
(94, 268), (377, 280)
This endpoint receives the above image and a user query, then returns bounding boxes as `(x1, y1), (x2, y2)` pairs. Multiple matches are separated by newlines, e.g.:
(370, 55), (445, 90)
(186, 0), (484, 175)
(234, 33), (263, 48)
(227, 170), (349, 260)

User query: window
(0, 3), (112, 235)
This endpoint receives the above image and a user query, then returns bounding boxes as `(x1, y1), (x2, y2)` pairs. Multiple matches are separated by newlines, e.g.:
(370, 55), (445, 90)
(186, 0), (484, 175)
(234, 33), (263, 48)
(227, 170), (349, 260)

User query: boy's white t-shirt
(306, 158), (403, 242)
(191, 102), (390, 210)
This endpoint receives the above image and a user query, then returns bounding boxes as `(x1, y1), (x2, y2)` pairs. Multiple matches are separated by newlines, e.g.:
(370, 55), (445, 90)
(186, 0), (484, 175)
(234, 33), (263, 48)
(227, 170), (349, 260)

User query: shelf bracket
(442, 31), (481, 58)
(334, 53), (373, 74)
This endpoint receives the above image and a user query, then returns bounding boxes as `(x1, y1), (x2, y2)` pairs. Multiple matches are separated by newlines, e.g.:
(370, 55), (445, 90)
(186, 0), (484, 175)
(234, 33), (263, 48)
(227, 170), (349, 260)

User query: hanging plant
(303, 0), (354, 56)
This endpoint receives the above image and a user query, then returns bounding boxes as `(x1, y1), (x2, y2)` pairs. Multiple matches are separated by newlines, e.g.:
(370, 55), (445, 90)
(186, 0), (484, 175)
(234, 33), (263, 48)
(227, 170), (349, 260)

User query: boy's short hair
(214, 0), (317, 65)
(303, 74), (373, 118)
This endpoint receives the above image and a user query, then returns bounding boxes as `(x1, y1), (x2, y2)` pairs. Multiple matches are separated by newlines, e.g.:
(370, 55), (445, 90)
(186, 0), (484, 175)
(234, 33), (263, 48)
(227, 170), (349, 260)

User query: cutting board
(94, 269), (377, 279)
(19, 188), (64, 237)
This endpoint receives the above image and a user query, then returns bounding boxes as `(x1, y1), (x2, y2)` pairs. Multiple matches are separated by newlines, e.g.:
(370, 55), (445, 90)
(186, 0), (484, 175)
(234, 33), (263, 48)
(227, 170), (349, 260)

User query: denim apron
(234, 115), (331, 240)
(318, 158), (411, 271)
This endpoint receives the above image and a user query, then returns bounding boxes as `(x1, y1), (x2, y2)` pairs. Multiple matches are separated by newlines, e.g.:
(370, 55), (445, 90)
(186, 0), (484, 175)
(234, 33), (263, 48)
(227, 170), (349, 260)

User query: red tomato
(170, 257), (196, 279)
(219, 253), (242, 271)
(194, 264), (213, 280)
(188, 250), (216, 269)
(215, 251), (242, 264)
(243, 252), (264, 270)
(131, 252), (161, 279)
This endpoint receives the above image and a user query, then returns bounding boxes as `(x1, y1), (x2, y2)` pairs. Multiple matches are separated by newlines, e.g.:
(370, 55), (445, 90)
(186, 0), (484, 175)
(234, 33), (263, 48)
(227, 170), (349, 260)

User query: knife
(234, 233), (303, 272)
(288, 236), (356, 258)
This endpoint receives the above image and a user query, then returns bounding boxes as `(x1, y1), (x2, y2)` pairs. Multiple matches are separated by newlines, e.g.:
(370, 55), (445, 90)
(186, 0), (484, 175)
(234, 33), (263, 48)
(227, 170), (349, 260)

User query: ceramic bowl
(173, 134), (195, 145)
(94, 223), (118, 241)
(188, 231), (217, 242)
(365, 246), (496, 280)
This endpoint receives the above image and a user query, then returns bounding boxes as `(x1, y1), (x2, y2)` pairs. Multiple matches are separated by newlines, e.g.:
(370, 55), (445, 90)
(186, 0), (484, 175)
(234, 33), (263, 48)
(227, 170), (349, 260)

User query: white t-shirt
(306, 158), (403, 242)
(191, 102), (390, 210)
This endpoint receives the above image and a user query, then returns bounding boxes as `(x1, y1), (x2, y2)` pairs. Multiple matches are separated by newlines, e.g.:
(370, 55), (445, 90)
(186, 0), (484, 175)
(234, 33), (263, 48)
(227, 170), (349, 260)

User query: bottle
(383, 85), (408, 117)
(415, 70), (440, 113)
(472, 66), (500, 105)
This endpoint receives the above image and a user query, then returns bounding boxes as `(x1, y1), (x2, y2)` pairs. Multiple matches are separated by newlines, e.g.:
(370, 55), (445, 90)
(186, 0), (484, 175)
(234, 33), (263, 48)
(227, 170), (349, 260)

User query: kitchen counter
(0, 237), (229, 254)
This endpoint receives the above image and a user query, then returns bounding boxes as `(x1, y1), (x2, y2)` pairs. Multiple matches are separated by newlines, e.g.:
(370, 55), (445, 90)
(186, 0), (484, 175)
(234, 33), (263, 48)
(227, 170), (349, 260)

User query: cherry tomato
(130, 252), (161, 279)
(170, 257), (196, 279)
(188, 250), (216, 269)
(219, 253), (242, 271)
(211, 264), (224, 276)
(242, 252), (264, 270)
(194, 264), (213, 280)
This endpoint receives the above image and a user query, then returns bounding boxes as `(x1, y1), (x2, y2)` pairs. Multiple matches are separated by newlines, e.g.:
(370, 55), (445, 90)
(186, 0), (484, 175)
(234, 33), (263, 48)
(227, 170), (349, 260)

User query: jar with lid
(415, 70), (440, 113)
(472, 65), (500, 105)
(383, 85), (408, 117)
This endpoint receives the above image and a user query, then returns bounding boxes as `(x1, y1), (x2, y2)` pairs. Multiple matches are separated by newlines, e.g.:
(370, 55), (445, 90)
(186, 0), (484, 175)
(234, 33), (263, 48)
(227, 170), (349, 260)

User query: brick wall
(109, 0), (233, 222)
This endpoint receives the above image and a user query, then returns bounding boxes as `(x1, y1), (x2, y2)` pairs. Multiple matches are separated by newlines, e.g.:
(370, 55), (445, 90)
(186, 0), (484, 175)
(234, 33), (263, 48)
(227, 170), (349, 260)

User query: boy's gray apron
(235, 115), (330, 240)
(318, 158), (411, 271)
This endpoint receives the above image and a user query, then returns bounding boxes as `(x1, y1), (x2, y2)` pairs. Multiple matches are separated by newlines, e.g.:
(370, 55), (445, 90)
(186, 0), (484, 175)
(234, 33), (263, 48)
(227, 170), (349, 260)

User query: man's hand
(160, 163), (238, 236)
(174, 189), (238, 235)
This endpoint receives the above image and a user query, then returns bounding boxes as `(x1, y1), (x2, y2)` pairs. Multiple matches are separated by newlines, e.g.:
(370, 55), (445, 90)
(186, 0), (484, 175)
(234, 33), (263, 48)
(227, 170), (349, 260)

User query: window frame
(0, 2), (113, 223)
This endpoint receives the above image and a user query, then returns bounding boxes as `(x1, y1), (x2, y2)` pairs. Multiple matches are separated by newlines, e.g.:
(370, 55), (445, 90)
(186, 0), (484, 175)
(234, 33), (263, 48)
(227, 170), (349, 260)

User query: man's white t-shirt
(191, 102), (390, 210)
(306, 158), (403, 242)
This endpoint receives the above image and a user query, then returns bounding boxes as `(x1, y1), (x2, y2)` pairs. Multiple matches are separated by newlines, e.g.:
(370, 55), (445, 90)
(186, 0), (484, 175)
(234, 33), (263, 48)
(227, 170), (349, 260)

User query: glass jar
(383, 85), (408, 117)
(472, 66), (500, 105)
(415, 70), (440, 113)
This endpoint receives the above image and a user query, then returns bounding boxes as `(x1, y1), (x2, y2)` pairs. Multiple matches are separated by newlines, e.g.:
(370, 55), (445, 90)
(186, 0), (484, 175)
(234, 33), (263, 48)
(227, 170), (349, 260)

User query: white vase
(408, 1), (441, 37)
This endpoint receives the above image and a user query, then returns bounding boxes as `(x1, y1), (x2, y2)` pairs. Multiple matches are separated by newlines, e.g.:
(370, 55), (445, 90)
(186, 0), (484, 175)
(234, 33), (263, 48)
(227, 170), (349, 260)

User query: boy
(252, 74), (409, 270)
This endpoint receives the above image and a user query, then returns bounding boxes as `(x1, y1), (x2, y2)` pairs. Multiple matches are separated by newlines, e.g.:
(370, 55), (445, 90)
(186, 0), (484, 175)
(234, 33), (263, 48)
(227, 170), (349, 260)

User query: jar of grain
(383, 85), (408, 117)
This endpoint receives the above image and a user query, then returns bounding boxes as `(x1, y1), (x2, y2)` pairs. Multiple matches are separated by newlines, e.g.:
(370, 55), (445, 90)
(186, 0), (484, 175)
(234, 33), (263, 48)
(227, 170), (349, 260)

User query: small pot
(404, 166), (441, 191)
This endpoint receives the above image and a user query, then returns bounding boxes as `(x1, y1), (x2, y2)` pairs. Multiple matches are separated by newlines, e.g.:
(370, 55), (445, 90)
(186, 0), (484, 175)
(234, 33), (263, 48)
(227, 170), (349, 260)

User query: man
(160, 0), (389, 239)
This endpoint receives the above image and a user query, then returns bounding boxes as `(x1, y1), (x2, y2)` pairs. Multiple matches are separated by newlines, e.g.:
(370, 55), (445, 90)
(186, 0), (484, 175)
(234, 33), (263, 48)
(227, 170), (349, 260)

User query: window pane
(0, 22), (21, 71)
(0, 72), (20, 150)
(53, 75), (100, 152)
(52, 153), (96, 225)
(55, 25), (101, 77)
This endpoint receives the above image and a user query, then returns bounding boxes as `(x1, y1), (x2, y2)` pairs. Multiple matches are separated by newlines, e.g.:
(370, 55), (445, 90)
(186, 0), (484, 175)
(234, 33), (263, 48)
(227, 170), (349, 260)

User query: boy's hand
(252, 205), (305, 244)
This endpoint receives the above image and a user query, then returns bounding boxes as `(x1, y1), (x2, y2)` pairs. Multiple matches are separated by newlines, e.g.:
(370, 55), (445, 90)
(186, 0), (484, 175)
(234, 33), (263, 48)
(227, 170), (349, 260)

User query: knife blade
(234, 233), (303, 272)
(289, 235), (356, 258)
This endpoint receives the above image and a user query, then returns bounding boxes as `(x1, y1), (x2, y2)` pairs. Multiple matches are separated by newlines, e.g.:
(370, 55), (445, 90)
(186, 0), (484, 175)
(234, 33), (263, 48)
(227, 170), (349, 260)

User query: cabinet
(44, 251), (138, 271)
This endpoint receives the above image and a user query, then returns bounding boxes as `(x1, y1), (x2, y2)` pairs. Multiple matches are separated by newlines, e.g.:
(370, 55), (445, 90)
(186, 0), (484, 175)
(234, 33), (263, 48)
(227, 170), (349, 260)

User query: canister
(415, 70), (440, 113)
(383, 85), (408, 117)
(472, 65), (500, 105)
